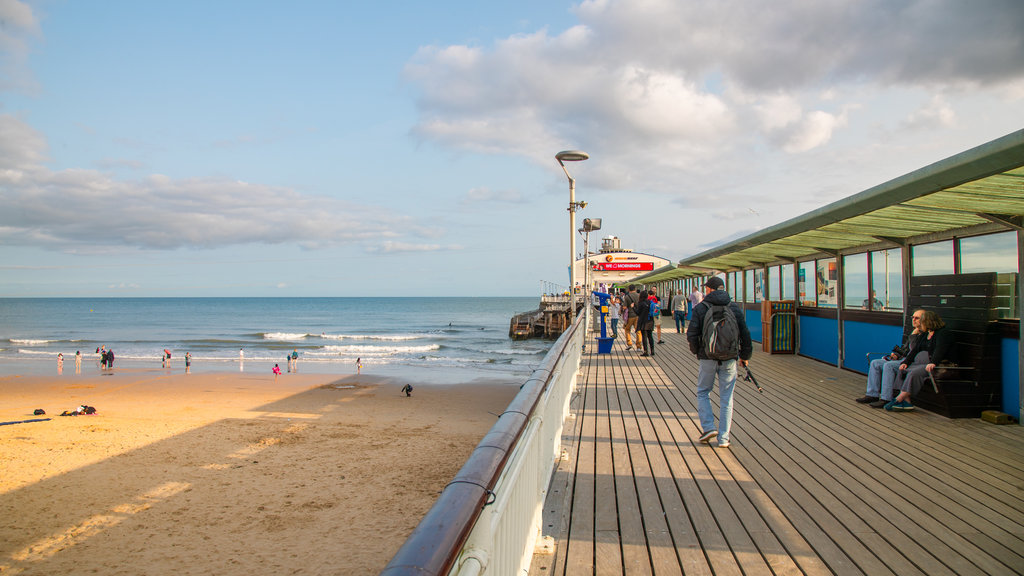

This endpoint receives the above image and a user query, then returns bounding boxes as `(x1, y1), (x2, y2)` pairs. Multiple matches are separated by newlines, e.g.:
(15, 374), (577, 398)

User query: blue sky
(1, 0), (1023, 297)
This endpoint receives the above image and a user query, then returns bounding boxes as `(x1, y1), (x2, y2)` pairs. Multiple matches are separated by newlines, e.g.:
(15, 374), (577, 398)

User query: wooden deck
(530, 329), (1024, 575)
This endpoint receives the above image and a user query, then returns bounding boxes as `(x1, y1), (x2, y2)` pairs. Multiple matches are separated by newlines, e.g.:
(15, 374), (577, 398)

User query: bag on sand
(701, 304), (740, 360)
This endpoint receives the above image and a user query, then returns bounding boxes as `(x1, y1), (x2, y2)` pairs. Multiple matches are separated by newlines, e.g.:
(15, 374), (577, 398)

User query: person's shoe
(640, 353), (649, 357)
(657, 340), (665, 344)
(698, 430), (718, 443)
(869, 399), (888, 408)
(884, 398), (899, 411)
(855, 395), (879, 404)
(891, 400), (915, 411)
(717, 440), (730, 448)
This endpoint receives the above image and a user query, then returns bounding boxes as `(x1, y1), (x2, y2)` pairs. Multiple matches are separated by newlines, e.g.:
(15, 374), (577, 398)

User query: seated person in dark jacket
(885, 309), (953, 412)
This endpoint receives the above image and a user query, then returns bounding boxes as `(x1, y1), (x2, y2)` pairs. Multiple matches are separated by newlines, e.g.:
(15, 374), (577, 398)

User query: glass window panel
(781, 263), (795, 300)
(912, 240), (953, 276)
(844, 253), (869, 309)
(960, 232), (1019, 274)
(745, 269), (754, 303)
(767, 266), (779, 300)
(798, 261), (815, 306)
(870, 248), (902, 311)
(753, 269), (764, 303)
(817, 258), (837, 308)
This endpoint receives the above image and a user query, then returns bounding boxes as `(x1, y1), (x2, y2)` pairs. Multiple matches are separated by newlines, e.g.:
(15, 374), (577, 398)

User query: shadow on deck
(532, 330), (1024, 576)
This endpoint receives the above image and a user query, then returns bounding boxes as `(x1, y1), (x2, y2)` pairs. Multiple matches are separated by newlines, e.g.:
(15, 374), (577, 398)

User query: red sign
(593, 262), (655, 271)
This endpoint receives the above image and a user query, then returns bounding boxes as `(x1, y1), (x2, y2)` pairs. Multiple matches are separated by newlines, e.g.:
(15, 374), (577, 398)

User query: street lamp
(556, 150), (589, 319)
(581, 217), (601, 347)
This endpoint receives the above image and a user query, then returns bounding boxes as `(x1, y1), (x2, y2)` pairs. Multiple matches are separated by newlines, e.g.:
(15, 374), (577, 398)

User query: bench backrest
(906, 272), (1000, 388)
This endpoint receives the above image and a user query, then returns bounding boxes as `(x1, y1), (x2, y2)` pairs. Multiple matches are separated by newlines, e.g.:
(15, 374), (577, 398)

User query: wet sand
(0, 369), (519, 575)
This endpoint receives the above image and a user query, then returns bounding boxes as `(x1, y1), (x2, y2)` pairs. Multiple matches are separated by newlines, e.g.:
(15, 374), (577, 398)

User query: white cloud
(370, 241), (464, 253)
(903, 95), (956, 131)
(405, 0), (1024, 198)
(0, 114), (426, 251)
(0, 0), (40, 93)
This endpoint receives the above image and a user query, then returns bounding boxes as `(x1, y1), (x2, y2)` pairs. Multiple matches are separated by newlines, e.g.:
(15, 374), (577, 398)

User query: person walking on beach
(671, 289), (688, 333)
(273, 363), (281, 382)
(185, 352), (191, 374)
(356, 357), (362, 374)
(57, 353), (64, 374)
(686, 277), (753, 449)
(107, 349), (114, 370)
(291, 349), (299, 372)
(401, 383), (413, 397)
(75, 350), (82, 374)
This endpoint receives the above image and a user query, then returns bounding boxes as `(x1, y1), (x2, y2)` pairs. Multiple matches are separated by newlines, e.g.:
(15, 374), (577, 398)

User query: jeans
(867, 357), (902, 401)
(611, 318), (619, 338)
(697, 358), (737, 442)
(673, 310), (686, 332)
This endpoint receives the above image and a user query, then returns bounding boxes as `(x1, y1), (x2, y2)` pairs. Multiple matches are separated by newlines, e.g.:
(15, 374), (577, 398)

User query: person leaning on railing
(855, 311), (923, 408)
(885, 309), (953, 412)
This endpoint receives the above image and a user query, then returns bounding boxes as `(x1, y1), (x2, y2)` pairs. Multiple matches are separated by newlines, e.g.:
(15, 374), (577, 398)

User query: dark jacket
(635, 297), (654, 330)
(904, 326), (953, 366)
(623, 291), (639, 316)
(686, 289), (753, 361)
(893, 331), (923, 360)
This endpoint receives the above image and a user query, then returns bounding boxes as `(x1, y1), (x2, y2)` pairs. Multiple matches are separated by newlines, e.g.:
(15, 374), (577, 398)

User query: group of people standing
(603, 279), (754, 448)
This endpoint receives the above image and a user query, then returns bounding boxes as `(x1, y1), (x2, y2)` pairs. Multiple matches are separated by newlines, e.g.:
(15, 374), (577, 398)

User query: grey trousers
(896, 351), (931, 395)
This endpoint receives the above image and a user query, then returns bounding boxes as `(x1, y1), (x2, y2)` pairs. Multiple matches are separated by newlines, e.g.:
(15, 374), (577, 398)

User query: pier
(530, 334), (1024, 575)
(509, 294), (582, 339)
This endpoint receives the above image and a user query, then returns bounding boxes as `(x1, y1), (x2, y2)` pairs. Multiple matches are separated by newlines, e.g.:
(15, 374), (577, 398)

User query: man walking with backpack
(686, 277), (752, 448)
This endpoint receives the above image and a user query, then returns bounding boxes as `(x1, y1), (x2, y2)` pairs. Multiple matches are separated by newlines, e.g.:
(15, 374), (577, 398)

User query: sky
(1, 0), (1023, 297)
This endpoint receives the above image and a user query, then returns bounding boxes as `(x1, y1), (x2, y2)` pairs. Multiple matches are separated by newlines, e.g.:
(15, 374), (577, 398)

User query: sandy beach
(0, 369), (520, 575)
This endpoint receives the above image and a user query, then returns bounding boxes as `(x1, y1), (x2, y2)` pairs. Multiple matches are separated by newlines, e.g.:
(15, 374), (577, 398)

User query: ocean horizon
(0, 297), (553, 383)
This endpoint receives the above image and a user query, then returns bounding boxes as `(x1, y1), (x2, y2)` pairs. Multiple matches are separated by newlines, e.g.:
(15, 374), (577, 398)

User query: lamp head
(555, 150), (590, 164)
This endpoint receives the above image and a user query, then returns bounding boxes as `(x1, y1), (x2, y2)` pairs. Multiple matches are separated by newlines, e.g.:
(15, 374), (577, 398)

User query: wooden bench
(905, 272), (1003, 418)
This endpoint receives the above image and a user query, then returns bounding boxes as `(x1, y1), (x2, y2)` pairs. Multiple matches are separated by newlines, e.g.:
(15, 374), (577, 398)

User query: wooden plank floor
(530, 327), (1024, 575)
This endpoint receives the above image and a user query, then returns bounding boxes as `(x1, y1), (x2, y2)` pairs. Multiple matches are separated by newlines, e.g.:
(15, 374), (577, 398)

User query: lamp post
(581, 218), (602, 346)
(556, 150), (589, 320)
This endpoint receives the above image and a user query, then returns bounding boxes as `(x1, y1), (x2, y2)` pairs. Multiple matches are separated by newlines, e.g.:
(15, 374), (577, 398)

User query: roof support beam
(977, 213), (1024, 233)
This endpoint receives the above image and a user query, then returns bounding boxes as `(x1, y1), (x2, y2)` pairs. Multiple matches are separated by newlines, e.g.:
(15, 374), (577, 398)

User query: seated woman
(885, 309), (953, 412)
(856, 312), (923, 407)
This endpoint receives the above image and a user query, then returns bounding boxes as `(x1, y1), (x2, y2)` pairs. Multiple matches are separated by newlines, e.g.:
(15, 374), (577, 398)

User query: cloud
(405, 0), (1024, 196)
(369, 241), (464, 254)
(0, 0), (39, 93)
(903, 95), (956, 131)
(0, 114), (421, 251)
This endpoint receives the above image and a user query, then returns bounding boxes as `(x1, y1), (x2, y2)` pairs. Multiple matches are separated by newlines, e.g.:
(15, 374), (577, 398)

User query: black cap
(704, 277), (725, 290)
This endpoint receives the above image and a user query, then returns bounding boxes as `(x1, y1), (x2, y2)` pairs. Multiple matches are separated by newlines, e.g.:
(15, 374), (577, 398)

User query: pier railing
(380, 313), (584, 575)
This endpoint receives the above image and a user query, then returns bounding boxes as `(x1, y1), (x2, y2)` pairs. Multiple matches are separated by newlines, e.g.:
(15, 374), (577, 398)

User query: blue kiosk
(593, 291), (614, 354)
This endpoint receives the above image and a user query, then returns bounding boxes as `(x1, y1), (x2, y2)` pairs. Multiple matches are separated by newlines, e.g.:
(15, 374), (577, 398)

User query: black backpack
(701, 304), (740, 360)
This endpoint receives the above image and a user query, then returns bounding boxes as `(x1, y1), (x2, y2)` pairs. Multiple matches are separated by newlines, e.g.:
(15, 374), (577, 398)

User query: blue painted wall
(1001, 337), (1020, 418)
(745, 309), (762, 342)
(843, 321), (905, 374)
(798, 315), (838, 365)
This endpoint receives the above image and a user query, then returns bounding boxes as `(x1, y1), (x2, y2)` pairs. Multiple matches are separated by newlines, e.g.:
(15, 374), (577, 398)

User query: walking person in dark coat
(686, 277), (753, 448)
(635, 290), (655, 357)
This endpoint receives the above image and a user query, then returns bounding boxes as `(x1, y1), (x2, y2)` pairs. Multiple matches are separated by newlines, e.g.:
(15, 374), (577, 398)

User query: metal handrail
(380, 313), (584, 575)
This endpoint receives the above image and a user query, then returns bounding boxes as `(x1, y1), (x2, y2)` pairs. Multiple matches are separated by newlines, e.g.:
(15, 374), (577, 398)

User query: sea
(0, 297), (553, 383)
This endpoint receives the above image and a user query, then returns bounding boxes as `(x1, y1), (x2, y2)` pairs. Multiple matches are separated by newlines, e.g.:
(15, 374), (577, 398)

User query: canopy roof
(636, 129), (1024, 283)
